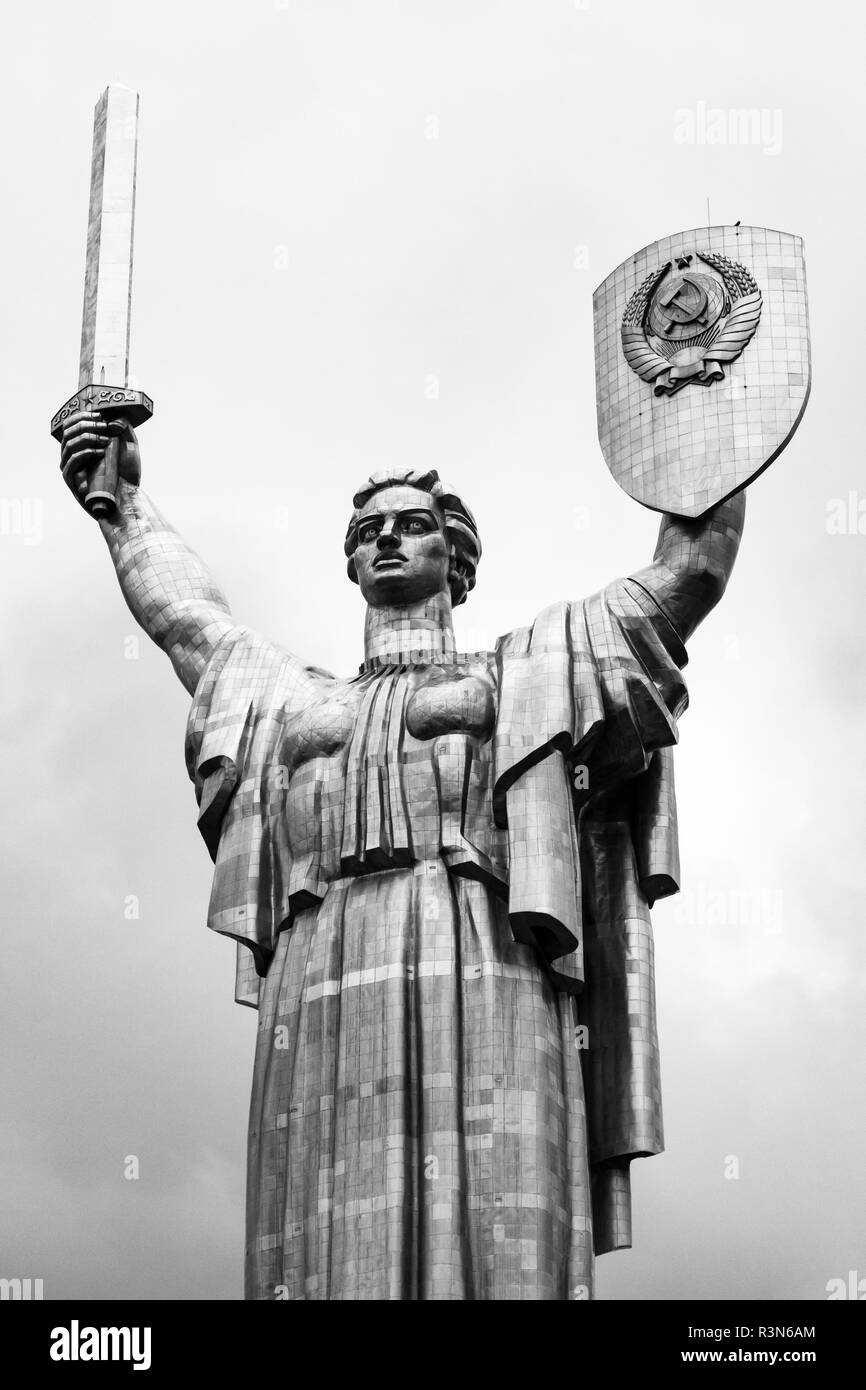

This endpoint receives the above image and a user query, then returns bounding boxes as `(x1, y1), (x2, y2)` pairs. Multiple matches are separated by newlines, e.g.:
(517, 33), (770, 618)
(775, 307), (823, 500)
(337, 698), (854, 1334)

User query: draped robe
(185, 575), (688, 1299)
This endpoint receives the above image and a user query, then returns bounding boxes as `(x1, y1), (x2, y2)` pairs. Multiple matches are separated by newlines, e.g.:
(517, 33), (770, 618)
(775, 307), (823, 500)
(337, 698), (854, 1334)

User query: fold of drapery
(489, 580), (687, 1252)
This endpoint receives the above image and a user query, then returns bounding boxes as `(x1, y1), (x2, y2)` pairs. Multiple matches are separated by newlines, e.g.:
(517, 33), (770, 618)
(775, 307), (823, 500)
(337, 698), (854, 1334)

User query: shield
(593, 225), (811, 518)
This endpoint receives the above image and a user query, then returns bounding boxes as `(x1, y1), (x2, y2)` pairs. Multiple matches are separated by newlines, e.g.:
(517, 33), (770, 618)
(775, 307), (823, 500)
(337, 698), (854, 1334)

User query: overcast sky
(1, 0), (864, 1300)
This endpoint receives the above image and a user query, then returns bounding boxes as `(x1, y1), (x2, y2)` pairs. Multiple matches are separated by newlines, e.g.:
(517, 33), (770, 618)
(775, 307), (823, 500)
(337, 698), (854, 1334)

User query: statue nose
(376, 525), (400, 549)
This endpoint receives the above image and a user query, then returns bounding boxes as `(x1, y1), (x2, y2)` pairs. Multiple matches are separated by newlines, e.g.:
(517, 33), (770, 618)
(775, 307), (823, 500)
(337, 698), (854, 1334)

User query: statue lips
(371, 554), (408, 584)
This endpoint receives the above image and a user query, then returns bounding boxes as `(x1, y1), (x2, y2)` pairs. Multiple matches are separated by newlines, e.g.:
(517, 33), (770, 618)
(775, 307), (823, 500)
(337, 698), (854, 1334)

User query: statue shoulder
(191, 624), (336, 716)
(494, 599), (596, 659)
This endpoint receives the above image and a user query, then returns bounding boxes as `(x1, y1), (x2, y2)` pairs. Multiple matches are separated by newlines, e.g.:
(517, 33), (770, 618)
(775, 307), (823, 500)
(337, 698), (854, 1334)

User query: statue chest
(283, 661), (496, 762)
(271, 661), (499, 874)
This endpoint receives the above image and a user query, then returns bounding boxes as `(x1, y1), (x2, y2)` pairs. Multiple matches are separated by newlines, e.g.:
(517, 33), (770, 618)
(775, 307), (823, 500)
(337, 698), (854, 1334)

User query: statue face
(353, 486), (451, 607)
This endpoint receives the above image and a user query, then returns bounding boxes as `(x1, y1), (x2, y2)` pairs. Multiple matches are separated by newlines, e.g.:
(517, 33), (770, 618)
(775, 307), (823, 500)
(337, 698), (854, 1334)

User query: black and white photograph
(1, 0), (863, 1353)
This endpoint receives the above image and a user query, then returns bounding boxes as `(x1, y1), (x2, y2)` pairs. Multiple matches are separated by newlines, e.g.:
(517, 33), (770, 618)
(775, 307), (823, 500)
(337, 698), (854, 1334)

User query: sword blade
(78, 86), (140, 390)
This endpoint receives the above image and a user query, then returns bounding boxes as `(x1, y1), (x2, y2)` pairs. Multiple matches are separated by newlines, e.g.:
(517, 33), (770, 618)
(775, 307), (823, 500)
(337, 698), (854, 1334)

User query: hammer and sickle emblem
(620, 250), (762, 397)
(658, 274), (710, 328)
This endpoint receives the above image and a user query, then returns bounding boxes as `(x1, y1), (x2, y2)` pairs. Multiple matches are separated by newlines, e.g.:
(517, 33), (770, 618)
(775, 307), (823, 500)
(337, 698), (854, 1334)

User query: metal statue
(55, 105), (810, 1299)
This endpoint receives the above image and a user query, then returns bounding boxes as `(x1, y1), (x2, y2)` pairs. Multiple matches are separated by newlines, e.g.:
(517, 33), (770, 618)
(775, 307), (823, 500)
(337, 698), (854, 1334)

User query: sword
(50, 85), (153, 517)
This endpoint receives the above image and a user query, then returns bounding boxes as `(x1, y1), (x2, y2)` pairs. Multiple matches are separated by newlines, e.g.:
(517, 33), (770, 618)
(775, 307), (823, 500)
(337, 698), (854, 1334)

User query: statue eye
(359, 522), (381, 543)
(405, 518), (425, 533)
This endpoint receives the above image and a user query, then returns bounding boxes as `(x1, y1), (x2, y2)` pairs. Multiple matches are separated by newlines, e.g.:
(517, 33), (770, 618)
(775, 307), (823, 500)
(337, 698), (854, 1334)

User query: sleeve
(184, 625), (332, 1006)
(492, 582), (688, 991)
(492, 583), (691, 1253)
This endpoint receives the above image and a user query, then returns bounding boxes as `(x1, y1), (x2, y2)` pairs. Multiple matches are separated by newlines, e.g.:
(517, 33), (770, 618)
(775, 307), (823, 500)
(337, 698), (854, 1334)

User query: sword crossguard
(50, 385), (154, 519)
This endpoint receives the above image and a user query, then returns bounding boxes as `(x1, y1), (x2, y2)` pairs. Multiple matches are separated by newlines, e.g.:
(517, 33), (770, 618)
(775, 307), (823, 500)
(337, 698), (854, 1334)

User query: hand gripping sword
(50, 86), (153, 517)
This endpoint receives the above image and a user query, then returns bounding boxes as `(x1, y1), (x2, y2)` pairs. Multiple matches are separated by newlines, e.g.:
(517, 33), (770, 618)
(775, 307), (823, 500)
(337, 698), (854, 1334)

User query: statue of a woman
(60, 410), (744, 1300)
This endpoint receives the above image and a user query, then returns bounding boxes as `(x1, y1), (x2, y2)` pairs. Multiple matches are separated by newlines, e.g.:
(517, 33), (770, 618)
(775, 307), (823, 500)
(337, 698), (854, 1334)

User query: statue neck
(363, 590), (456, 669)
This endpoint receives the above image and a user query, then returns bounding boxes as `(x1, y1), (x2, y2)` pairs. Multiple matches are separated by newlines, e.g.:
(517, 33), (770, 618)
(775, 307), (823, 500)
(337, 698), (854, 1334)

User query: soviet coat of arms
(594, 226), (810, 518)
(621, 252), (762, 397)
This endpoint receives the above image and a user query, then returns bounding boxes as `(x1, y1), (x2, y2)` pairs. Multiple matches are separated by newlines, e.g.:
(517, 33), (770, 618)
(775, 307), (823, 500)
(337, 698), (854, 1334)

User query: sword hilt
(51, 385), (154, 519)
(86, 433), (121, 518)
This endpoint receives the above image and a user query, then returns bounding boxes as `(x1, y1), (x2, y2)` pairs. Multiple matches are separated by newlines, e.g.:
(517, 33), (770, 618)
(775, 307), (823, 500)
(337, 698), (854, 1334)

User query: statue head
(344, 469), (481, 609)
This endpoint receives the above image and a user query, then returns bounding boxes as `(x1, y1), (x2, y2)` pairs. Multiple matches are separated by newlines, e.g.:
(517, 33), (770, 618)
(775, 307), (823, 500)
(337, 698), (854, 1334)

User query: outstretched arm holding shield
(630, 490), (746, 644)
